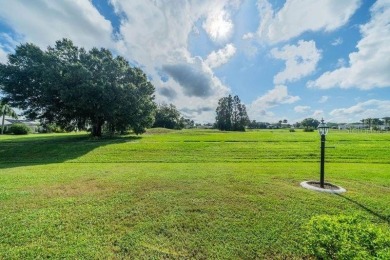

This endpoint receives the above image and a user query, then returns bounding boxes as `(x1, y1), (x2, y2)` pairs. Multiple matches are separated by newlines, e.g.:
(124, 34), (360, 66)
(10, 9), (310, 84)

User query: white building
(2, 117), (40, 133)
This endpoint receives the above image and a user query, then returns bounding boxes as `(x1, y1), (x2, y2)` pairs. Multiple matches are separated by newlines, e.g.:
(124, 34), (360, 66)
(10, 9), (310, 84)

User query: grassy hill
(0, 129), (389, 258)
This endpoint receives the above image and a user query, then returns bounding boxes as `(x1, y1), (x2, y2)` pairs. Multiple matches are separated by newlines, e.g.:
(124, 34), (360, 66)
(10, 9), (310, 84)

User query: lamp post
(317, 119), (329, 188)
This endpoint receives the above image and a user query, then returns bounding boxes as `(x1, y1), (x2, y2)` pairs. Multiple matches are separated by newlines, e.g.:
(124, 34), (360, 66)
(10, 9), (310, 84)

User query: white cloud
(242, 32), (254, 40)
(203, 8), (234, 43)
(0, 47), (7, 63)
(271, 40), (321, 84)
(0, 0), (239, 122)
(0, 33), (23, 63)
(311, 110), (324, 118)
(336, 58), (346, 68)
(294, 105), (311, 113)
(329, 99), (390, 122)
(331, 37), (343, 46)
(308, 0), (390, 90)
(256, 0), (361, 43)
(0, 0), (115, 50)
(205, 43), (236, 68)
(108, 1), (238, 122)
(318, 96), (329, 103)
(248, 85), (300, 121)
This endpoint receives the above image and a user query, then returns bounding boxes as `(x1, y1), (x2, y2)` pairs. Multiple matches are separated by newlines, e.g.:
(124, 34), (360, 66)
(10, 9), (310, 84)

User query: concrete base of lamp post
(300, 181), (346, 194)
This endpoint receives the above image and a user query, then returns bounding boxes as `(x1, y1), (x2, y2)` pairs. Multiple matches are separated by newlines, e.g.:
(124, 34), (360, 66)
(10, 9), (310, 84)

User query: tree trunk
(91, 121), (103, 137)
(1, 113), (5, 135)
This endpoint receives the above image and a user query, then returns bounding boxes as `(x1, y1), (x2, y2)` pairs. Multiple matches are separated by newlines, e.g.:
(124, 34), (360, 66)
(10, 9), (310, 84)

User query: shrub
(289, 128), (295, 132)
(39, 123), (65, 133)
(303, 127), (315, 132)
(9, 123), (31, 135)
(303, 214), (390, 259)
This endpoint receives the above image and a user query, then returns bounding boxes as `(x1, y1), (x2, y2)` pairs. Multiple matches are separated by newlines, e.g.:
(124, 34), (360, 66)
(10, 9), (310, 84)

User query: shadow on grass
(336, 194), (390, 224)
(0, 133), (141, 170)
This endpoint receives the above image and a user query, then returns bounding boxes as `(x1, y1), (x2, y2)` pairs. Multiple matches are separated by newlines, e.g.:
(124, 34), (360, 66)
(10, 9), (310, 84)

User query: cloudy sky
(0, 0), (389, 123)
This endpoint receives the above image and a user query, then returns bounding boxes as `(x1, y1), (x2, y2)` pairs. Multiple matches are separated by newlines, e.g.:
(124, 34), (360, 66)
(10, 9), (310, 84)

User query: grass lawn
(0, 129), (389, 258)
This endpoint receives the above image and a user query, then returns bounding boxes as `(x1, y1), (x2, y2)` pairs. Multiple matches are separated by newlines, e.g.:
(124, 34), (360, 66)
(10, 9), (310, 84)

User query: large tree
(301, 118), (320, 130)
(153, 103), (183, 130)
(0, 39), (156, 136)
(215, 95), (249, 131)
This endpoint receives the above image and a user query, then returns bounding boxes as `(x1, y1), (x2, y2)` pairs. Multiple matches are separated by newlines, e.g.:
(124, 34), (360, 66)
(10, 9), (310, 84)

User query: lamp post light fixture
(317, 118), (329, 188)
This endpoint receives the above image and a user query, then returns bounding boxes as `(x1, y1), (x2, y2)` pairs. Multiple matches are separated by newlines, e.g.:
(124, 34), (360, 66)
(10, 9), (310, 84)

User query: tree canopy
(153, 103), (182, 130)
(152, 103), (194, 130)
(301, 118), (320, 129)
(0, 39), (156, 136)
(215, 95), (249, 131)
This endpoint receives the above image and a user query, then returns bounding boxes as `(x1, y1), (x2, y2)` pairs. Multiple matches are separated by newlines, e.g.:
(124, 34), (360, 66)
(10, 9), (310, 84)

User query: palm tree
(1, 102), (18, 134)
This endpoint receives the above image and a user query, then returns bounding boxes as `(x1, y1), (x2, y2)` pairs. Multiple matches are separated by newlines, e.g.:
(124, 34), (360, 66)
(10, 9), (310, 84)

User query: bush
(303, 214), (390, 259)
(303, 127), (315, 132)
(289, 128), (295, 132)
(39, 123), (65, 133)
(9, 123), (31, 135)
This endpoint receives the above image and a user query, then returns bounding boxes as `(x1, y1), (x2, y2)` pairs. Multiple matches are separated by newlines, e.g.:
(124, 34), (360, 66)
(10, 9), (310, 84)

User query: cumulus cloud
(294, 105), (311, 113)
(159, 87), (177, 100)
(248, 85), (300, 120)
(256, 0), (360, 43)
(203, 8), (234, 43)
(271, 40), (321, 84)
(242, 32), (254, 40)
(107, 1), (238, 122)
(181, 107), (214, 118)
(331, 37), (343, 46)
(308, 0), (390, 90)
(162, 62), (214, 98)
(0, 47), (7, 63)
(319, 96), (329, 103)
(0, 33), (21, 63)
(311, 110), (324, 118)
(329, 99), (390, 122)
(0, 0), (115, 50)
(205, 43), (236, 69)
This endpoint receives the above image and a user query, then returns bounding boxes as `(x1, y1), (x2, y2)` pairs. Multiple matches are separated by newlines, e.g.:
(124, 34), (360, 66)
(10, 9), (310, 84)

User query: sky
(0, 0), (389, 124)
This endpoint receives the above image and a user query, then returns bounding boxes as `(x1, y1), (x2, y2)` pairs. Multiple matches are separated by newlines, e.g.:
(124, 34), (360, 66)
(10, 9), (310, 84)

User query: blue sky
(0, 0), (389, 124)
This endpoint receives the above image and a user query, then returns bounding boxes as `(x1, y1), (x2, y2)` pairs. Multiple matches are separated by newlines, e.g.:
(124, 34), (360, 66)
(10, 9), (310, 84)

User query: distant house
(338, 123), (365, 130)
(2, 117), (40, 133)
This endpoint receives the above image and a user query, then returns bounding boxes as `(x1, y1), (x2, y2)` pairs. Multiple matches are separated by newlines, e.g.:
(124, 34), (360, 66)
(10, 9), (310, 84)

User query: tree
(301, 118), (320, 130)
(153, 103), (183, 129)
(0, 39), (156, 137)
(1, 101), (18, 134)
(371, 118), (383, 130)
(248, 120), (268, 129)
(361, 119), (365, 129)
(367, 118), (373, 130)
(215, 95), (249, 131)
(383, 117), (390, 130)
(180, 117), (195, 129)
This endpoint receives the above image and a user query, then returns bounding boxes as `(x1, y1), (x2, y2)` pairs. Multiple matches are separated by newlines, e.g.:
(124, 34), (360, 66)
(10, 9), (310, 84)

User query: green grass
(0, 129), (389, 258)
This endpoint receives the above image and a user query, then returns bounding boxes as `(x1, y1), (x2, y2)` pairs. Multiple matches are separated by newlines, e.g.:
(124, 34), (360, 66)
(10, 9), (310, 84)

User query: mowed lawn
(0, 129), (389, 258)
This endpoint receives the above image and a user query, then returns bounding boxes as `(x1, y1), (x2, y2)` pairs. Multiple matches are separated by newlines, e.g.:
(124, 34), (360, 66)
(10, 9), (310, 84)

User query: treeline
(3, 39), (387, 136)
(360, 118), (390, 130)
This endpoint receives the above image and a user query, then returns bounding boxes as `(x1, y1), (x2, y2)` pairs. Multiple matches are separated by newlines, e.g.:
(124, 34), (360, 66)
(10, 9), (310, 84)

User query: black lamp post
(317, 119), (329, 188)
